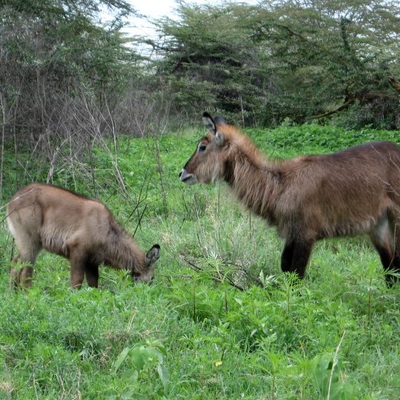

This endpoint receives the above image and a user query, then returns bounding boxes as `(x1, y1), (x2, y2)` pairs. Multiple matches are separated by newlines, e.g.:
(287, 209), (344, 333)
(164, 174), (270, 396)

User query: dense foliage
(147, 0), (400, 128)
(1, 0), (399, 152)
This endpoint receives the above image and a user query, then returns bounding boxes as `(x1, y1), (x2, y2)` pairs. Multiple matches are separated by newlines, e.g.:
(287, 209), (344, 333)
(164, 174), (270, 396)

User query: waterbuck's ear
(146, 244), (160, 268)
(203, 112), (216, 134)
(203, 112), (225, 146)
(213, 116), (226, 125)
(215, 130), (225, 146)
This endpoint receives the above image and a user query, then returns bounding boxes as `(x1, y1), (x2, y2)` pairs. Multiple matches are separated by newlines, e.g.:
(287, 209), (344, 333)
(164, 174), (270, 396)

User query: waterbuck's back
(274, 141), (400, 238)
(7, 183), (112, 258)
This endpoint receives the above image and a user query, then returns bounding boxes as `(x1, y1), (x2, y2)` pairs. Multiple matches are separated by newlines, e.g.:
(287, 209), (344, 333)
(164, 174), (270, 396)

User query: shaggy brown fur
(7, 183), (160, 289)
(180, 112), (400, 284)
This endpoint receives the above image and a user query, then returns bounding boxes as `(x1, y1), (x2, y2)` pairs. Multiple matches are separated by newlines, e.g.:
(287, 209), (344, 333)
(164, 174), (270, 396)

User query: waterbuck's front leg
(70, 262), (85, 289)
(68, 244), (86, 289)
(84, 264), (100, 288)
(281, 239), (314, 279)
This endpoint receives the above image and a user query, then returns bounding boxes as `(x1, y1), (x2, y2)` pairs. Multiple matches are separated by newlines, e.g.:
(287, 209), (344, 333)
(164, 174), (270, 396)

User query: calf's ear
(146, 244), (160, 269)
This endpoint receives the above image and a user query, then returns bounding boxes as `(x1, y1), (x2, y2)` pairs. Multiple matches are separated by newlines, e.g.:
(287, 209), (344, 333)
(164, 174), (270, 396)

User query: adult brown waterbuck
(7, 183), (160, 289)
(180, 112), (400, 285)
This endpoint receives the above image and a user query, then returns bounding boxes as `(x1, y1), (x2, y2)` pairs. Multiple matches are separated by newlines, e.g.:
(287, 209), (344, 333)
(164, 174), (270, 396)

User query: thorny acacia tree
(143, 0), (400, 128)
(255, 0), (400, 127)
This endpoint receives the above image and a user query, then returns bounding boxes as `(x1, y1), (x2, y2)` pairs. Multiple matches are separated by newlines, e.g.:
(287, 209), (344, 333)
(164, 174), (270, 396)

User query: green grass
(1, 124), (400, 399)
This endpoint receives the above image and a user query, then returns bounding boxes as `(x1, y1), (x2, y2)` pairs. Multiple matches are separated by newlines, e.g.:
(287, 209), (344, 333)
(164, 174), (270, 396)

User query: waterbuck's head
(131, 244), (160, 283)
(179, 112), (229, 185)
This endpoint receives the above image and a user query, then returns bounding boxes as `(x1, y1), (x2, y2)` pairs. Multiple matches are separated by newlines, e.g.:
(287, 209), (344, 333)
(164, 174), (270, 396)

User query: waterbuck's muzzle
(179, 169), (197, 185)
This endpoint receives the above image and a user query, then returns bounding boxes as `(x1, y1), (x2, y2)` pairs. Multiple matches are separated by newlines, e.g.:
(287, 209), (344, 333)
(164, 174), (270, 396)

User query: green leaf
(157, 363), (170, 388)
(113, 346), (130, 373)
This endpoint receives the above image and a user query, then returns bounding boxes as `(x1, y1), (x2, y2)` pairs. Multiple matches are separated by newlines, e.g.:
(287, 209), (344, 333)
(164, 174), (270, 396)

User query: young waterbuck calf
(7, 183), (160, 289)
(180, 112), (400, 285)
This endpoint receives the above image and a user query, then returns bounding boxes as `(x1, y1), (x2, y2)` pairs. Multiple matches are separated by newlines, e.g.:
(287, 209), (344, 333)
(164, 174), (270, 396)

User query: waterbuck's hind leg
(373, 243), (400, 287)
(9, 265), (34, 290)
(390, 215), (400, 285)
(19, 266), (34, 288)
(281, 239), (314, 279)
(9, 232), (41, 289)
(9, 268), (21, 290)
(9, 249), (37, 290)
(369, 215), (400, 287)
(385, 259), (400, 287)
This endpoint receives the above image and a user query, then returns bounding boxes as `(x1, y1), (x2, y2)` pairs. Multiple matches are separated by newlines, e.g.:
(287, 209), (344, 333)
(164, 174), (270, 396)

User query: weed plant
(0, 124), (400, 399)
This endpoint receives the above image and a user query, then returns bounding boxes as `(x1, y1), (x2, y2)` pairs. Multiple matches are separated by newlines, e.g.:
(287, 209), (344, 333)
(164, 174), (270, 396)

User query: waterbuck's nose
(179, 169), (191, 182)
(180, 168), (197, 184)
(179, 169), (188, 181)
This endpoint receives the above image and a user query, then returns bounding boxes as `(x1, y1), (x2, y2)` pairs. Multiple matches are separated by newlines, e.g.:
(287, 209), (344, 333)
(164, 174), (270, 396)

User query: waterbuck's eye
(198, 143), (207, 153)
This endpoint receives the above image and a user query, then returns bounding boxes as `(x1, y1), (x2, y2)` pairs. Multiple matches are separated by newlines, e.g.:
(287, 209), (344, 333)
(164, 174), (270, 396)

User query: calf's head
(131, 244), (160, 283)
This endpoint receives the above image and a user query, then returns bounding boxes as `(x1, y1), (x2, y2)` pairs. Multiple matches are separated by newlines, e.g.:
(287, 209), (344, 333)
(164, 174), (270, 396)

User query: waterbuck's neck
(106, 227), (146, 273)
(223, 141), (282, 222)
